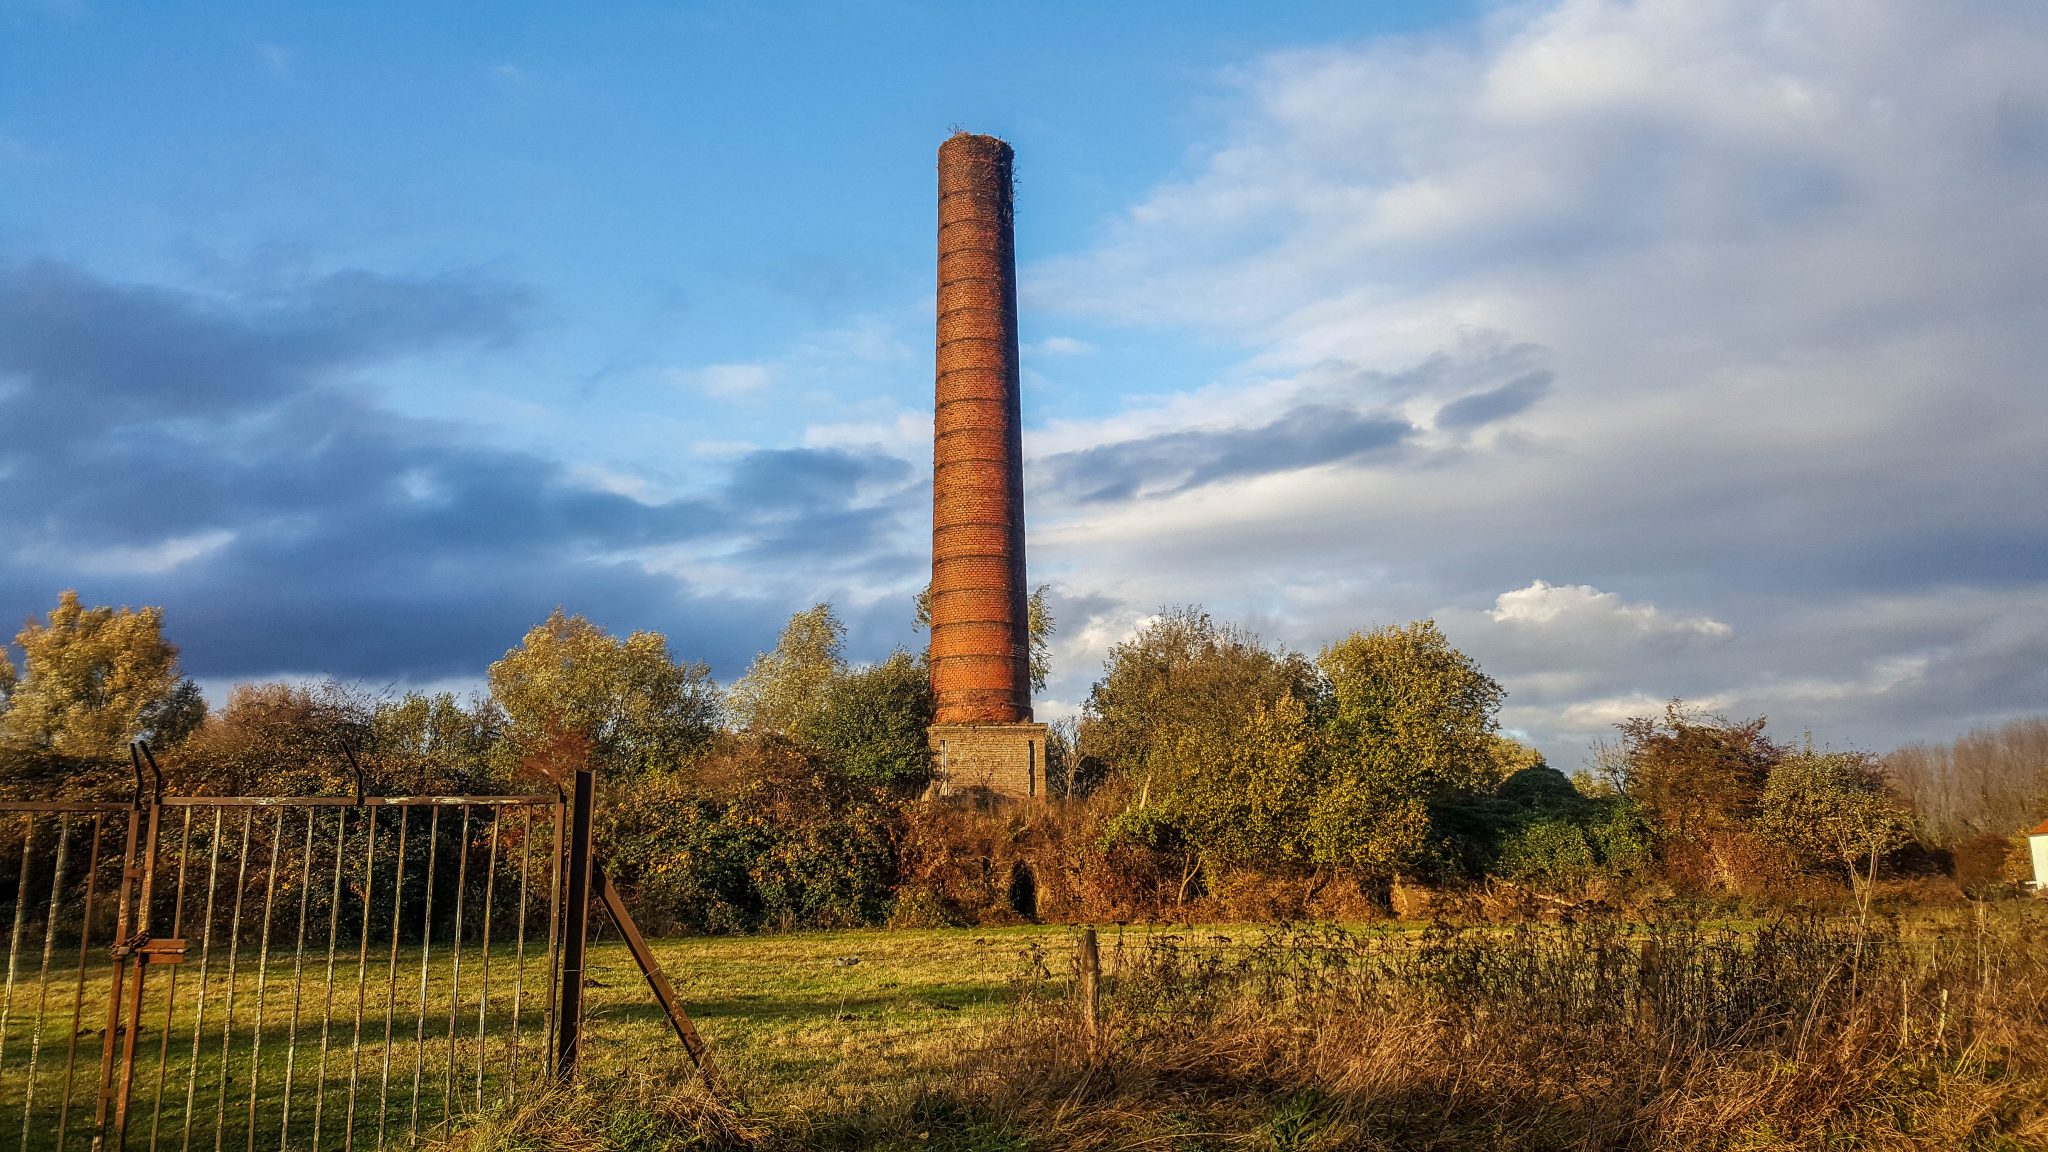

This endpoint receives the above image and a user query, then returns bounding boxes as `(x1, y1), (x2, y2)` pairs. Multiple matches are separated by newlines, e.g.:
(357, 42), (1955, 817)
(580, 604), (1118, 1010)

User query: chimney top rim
(941, 131), (1013, 158)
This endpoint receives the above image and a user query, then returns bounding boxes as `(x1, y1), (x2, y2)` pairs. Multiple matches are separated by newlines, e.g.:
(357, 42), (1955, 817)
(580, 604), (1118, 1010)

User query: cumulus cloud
(1022, 0), (2048, 764)
(1488, 581), (1730, 641)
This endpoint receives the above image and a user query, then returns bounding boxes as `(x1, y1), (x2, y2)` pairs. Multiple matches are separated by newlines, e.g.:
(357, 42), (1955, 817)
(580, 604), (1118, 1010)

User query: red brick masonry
(930, 133), (1032, 728)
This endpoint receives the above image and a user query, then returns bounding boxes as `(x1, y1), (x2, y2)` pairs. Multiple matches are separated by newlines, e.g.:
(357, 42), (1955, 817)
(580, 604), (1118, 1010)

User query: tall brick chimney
(928, 132), (1045, 800)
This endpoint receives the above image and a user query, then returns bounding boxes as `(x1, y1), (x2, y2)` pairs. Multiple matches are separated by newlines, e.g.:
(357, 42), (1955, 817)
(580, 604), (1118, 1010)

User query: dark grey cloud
(0, 261), (524, 434)
(1435, 371), (1551, 429)
(0, 261), (923, 682)
(1037, 403), (1413, 503)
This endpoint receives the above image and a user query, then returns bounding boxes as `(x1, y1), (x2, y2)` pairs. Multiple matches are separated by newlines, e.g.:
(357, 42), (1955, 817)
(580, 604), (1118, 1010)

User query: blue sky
(4, 1), (2046, 767)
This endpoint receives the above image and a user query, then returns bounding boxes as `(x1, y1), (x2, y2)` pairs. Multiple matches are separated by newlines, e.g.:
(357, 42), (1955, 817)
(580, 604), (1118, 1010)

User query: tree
(371, 691), (505, 793)
(1080, 606), (1321, 782)
(795, 649), (933, 791)
(727, 603), (846, 734)
(177, 680), (373, 795)
(486, 608), (719, 780)
(1024, 586), (1054, 694)
(140, 678), (208, 748)
(1, 590), (189, 757)
(1488, 735), (1548, 780)
(1612, 701), (1781, 885)
(1756, 741), (1913, 889)
(601, 733), (898, 933)
(914, 583), (1057, 693)
(1168, 691), (1319, 869)
(1883, 716), (2048, 846)
(1081, 609), (1323, 901)
(1309, 620), (1504, 877)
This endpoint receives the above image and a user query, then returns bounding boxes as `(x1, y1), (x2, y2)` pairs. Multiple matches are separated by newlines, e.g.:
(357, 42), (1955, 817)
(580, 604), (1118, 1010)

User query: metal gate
(0, 751), (618, 1151)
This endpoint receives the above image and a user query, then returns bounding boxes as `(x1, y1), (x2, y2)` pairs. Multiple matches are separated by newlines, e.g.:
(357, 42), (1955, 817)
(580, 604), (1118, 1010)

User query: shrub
(601, 733), (896, 934)
(795, 650), (933, 792)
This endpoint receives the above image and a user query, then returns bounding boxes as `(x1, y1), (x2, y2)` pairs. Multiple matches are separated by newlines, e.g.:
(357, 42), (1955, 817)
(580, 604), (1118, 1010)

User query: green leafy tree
(602, 734), (897, 933)
(795, 649), (933, 790)
(727, 603), (846, 734)
(487, 608), (719, 780)
(1483, 764), (1651, 894)
(1169, 691), (1319, 869)
(1102, 690), (1324, 905)
(1309, 619), (1503, 877)
(0, 590), (192, 757)
(1024, 585), (1054, 693)
(1080, 606), (1321, 784)
(371, 691), (506, 793)
(1085, 609), (1322, 902)
(140, 678), (208, 748)
(1755, 740), (1912, 889)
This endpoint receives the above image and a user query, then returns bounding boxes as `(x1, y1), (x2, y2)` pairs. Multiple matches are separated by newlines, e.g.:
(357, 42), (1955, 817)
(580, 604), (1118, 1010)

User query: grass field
(577, 923), (1089, 1109)
(0, 921), (1116, 1151)
(6, 911), (2044, 1150)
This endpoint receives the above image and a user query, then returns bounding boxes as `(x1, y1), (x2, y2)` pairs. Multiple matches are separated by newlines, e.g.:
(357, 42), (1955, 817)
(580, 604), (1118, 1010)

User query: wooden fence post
(1077, 927), (1100, 1045)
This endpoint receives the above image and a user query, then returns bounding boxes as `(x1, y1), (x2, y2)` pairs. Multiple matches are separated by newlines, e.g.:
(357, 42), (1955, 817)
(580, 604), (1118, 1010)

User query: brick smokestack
(931, 133), (1031, 726)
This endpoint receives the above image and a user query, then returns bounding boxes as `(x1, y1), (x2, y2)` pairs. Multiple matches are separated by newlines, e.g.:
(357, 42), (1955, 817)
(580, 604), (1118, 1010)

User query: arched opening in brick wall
(1007, 860), (1039, 920)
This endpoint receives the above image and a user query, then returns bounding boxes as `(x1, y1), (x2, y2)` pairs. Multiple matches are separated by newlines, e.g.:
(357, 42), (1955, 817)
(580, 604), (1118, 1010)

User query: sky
(3, 0), (2045, 769)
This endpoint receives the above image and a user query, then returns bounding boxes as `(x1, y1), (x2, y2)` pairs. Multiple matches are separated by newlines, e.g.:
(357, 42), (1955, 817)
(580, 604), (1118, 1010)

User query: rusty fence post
(555, 769), (595, 1081)
(592, 862), (720, 1095)
(93, 765), (151, 1147)
(1076, 927), (1100, 1046)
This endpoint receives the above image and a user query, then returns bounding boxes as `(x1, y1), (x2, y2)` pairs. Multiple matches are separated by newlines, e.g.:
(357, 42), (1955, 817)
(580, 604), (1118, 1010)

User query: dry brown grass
(457, 904), (2047, 1150)
(935, 905), (2048, 1151)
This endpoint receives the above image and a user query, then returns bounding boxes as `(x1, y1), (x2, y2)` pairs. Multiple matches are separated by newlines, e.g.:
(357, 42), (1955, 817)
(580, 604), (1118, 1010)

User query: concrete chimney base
(929, 723), (1049, 802)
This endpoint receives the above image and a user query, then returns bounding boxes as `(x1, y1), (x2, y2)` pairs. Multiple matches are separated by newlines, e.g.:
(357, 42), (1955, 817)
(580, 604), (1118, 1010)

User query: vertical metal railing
(0, 805), (128, 1152)
(0, 792), (569, 1152)
(553, 771), (594, 1081)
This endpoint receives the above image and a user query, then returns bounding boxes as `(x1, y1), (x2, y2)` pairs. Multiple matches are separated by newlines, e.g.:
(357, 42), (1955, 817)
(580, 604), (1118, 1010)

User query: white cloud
(1028, 335), (1095, 357)
(802, 410), (930, 457)
(669, 318), (913, 406)
(1019, 0), (2048, 766)
(1489, 580), (1730, 640)
(674, 362), (773, 399)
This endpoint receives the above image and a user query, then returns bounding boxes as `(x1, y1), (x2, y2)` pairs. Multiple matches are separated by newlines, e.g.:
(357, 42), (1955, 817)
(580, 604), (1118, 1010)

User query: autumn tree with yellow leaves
(0, 589), (201, 759)
(486, 607), (720, 781)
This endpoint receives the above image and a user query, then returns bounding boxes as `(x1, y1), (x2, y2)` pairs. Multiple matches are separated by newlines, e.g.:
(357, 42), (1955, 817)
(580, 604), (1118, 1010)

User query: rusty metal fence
(0, 764), (581, 1151)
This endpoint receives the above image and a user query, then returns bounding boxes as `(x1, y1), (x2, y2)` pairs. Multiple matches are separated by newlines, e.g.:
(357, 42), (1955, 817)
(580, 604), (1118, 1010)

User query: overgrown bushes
(7, 593), (2040, 935)
(930, 905), (2048, 1150)
(601, 734), (898, 935)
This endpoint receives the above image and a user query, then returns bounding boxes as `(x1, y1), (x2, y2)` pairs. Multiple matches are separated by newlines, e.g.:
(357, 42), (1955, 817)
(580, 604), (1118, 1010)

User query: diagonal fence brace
(592, 860), (722, 1096)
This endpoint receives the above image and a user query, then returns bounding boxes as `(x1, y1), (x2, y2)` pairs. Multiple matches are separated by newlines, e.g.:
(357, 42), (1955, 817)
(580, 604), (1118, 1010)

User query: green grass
(12, 913), (2042, 1151)
(0, 922), (1131, 1149)
(577, 924), (1091, 1110)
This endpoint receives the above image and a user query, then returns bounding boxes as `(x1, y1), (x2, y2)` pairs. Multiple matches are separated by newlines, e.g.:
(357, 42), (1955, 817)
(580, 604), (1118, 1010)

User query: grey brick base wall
(928, 722), (1049, 802)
